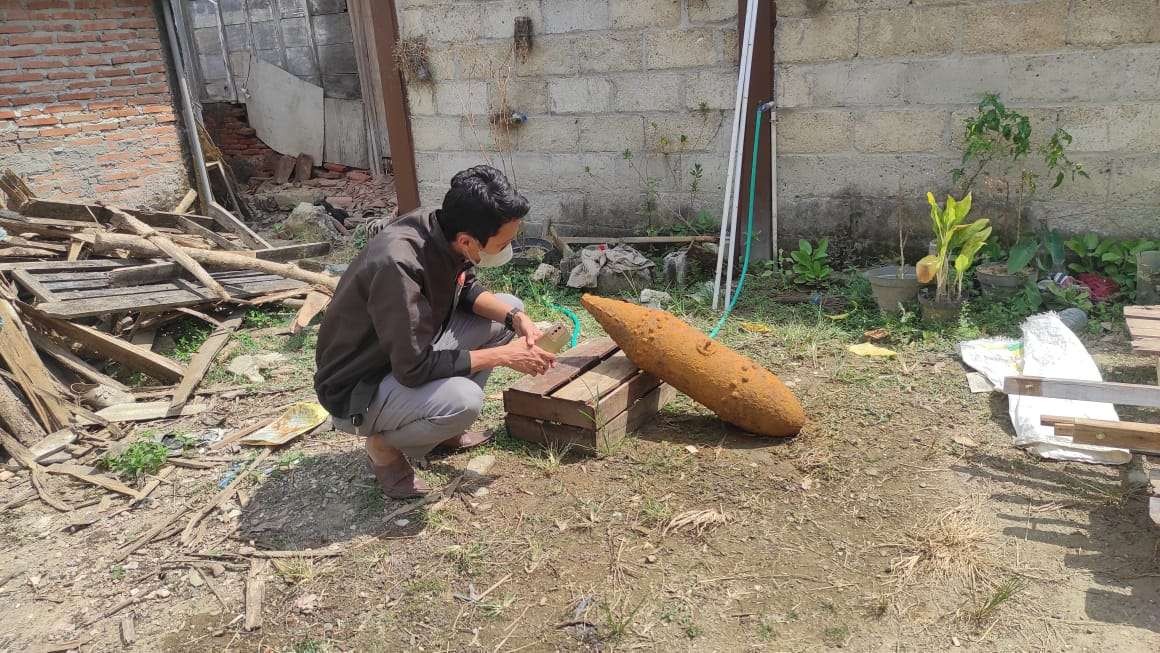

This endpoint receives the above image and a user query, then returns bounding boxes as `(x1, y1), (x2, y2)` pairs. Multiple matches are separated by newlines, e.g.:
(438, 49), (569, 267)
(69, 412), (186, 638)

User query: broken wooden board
(245, 559), (269, 631)
(79, 400), (209, 424)
(46, 463), (144, 500)
(1004, 375), (1160, 409)
(0, 293), (71, 433)
(290, 291), (330, 334)
(21, 304), (186, 383)
(35, 275), (305, 318)
(1043, 415), (1160, 454)
(1126, 305), (1160, 356)
(30, 429), (78, 463)
(171, 310), (244, 409)
(106, 242), (330, 286)
(29, 331), (132, 392)
(324, 97), (369, 168)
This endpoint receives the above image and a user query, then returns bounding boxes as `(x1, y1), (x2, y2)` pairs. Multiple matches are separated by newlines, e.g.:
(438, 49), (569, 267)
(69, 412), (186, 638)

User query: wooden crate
(503, 337), (675, 451)
(1126, 305), (1160, 357)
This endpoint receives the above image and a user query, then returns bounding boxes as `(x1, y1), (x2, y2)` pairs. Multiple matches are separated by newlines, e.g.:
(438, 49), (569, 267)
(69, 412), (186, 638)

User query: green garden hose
(550, 303), (581, 349)
(709, 105), (767, 340)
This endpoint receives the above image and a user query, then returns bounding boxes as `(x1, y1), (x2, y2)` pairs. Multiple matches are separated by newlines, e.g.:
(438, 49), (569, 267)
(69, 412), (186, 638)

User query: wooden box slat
(1126, 305), (1160, 356)
(506, 383), (676, 452)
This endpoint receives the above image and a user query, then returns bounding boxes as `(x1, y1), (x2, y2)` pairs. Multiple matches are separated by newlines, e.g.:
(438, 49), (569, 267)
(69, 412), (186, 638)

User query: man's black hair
(439, 165), (530, 244)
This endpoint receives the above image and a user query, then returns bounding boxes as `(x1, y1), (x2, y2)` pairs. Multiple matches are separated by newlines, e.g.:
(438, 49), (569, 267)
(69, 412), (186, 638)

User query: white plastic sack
(566, 245), (653, 289)
(959, 312), (1129, 465)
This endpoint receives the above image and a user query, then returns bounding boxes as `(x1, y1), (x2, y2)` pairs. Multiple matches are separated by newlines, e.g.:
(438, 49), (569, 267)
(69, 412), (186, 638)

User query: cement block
(644, 111), (729, 153)
(688, 0), (736, 23)
(308, 0), (346, 15)
(613, 73), (683, 112)
(435, 80), (489, 116)
(723, 27), (739, 65)
(189, 1), (219, 29)
(322, 74), (361, 100)
(810, 61), (907, 106)
(1107, 104), (1160, 152)
(422, 4), (484, 43)
(962, 1), (1067, 54)
(411, 116), (464, 151)
(1007, 51), (1143, 102)
(543, 0), (610, 34)
(505, 152), (558, 189)
(508, 116), (580, 153)
(318, 42), (357, 75)
(254, 48), (284, 68)
(312, 12), (353, 44)
(686, 70), (738, 111)
(408, 85), (437, 115)
(285, 46), (319, 78)
(449, 41), (512, 80)
(549, 153), (637, 191)
(905, 57), (1008, 105)
(858, 6), (958, 58)
(775, 14), (859, 63)
(224, 24), (251, 51)
(1066, 0), (1160, 46)
(645, 29), (717, 70)
(577, 115), (645, 152)
(1030, 154), (1111, 202)
(219, 0), (246, 26)
(280, 17), (311, 47)
(518, 35), (581, 77)
(489, 78), (550, 115)
(777, 153), (954, 198)
(854, 110), (945, 153)
(949, 107), (1058, 152)
(398, 7), (424, 39)
(1057, 106), (1111, 152)
(777, 110), (853, 154)
(576, 33), (643, 73)
(251, 20), (280, 51)
(280, 0), (307, 18)
(194, 27), (223, 55)
(200, 53), (228, 79)
(611, 0), (680, 29)
(774, 64), (811, 108)
(480, 1), (543, 40)
(549, 77), (613, 114)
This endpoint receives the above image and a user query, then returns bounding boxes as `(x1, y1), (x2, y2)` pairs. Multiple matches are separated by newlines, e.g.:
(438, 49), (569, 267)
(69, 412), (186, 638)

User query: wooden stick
(0, 288), (71, 433)
(237, 546), (342, 558)
(560, 235), (718, 245)
(112, 506), (189, 563)
(171, 309), (244, 409)
(91, 232), (338, 290)
(104, 205), (231, 301)
(172, 189), (198, 214)
(45, 463), (143, 500)
(244, 559), (269, 631)
(0, 378), (46, 446)
(0, 428), (71, 512)
(1005, 375), (1160, 409)
(180, 449), (271, 544)
(210, 417), (275, 451)
(29, 330), (132, 393)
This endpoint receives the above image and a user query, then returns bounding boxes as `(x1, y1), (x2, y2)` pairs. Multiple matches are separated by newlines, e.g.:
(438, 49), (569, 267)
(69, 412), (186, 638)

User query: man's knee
(432, 377), (485, 427)
(495, 293), (524, 313)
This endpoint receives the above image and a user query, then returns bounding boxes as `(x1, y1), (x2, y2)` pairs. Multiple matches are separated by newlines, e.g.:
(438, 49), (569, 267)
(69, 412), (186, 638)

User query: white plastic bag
(959, 312), (1129, 464)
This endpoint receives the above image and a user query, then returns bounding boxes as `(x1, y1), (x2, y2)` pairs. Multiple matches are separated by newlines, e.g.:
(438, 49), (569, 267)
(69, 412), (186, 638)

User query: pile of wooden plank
(0, 170), (336, 506)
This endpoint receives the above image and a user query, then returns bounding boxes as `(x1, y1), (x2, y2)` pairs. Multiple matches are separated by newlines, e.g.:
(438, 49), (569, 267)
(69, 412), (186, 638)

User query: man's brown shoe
(435, 430), (494, 452)
(367, 455), (431, 499)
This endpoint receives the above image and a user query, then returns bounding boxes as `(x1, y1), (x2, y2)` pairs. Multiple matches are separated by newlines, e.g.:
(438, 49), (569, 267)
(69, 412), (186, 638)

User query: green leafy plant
(1066, 235), (1160, 295)
(916, 193), (992, 303)
(102, 440), (169, 480)
(953, 93), (1087, 253)
(1004, 226), (1065, 275)
(789, 239), (832, 286)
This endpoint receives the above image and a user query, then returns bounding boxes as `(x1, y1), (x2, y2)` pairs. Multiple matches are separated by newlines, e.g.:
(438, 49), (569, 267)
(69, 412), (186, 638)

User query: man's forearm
(469, 346), (505, 373)
(472, 291), (515, 324)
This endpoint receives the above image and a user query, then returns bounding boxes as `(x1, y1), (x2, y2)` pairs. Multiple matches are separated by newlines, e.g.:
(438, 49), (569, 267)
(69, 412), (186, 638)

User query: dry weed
(890, 498), (996, 591)
(662, 508), (732, 537)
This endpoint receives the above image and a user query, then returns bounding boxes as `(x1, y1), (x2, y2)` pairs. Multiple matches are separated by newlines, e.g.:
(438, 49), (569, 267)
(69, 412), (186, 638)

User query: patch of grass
(757, 617), (777, 640)
(639, 496), (671, 526)
(293, 639), (326, 653)
(891, 498), (995, 590)
(444, 542), (487, 575)
(109, 564), (126, 580)
(527, 440), (573, 476)
(823, 625), (850, 647)
(404, 576), (445, 595)
(169, 320), (212, 362)
(102, 440), (169, 479)
(276, 451), (306, 470)
(244, 307), (294, 329)
(659, 601), (702, 639)
(971, 577), (1024, 624)
(601, 594), (648, 642)
(273, 557), (315, 584)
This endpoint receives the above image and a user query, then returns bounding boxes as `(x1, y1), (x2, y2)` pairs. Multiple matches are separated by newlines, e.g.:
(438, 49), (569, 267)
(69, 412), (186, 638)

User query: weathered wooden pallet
(503, 337), (675, 451)
(5, 260), (304, 318)
(1126, 305), (1160, 356)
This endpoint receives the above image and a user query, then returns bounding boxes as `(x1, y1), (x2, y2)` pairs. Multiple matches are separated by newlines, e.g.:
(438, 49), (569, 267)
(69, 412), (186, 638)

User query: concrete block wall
(775, 0), (1160, 242)
(187, 0), (361, 101)
(0, 0), (187, 208)
(398, 0), (740, 235)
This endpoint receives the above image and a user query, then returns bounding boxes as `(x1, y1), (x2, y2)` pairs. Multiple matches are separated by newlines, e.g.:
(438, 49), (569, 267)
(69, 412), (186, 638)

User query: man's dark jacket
(314, 208), (484, 418)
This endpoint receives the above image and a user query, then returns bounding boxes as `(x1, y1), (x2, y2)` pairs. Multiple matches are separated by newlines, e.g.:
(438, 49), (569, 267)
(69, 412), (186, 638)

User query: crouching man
(314, 166), (556, 498)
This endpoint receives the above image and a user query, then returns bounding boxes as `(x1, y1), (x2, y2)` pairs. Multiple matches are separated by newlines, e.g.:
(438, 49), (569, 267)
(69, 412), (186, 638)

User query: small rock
(269, 188), (324, 211)
(865, 468), (879, 477)
(209, 563), (225, 578)
(684, 445), (698, 455)
(470, 486), (490, 498)
(951, 435), (979, 448)
(123, 561), (139, 571)
(952, 636), (961, 647)
(188, 571), (205, 588)
(295, 593), (318, 614)
(0, 470), (14, 482)
(153, 588), (171, 599)
(226, 352), (287, 384)
(358, 591), (369, 599)
(476, 503), (493, 512)
(327, 196), (354, 209)
(645, 555), (658, 564)
(394, 519), (410, 527)
(29, 574), (42, 588)
(324, 162), (349, 173)
(465, 454), (496, 477)
(639, 288), (673, 309)
(531, 263), (562, 285)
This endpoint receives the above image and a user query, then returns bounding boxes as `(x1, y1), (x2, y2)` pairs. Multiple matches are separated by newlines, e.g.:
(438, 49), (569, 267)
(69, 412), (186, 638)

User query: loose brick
(962, 1), (1067, 54)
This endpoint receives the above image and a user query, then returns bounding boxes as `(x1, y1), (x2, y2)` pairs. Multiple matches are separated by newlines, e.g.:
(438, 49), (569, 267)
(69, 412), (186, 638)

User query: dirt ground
(2, 273), (1160, 652)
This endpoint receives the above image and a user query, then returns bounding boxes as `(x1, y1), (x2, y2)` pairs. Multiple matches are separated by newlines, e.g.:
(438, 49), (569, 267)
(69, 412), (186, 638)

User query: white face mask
(476, 243), (514, 268)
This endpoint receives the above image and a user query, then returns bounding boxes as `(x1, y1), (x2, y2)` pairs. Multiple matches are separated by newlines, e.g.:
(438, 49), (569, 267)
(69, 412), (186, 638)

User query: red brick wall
(202, 103), (279, 175)
(0, 0), (188, 207)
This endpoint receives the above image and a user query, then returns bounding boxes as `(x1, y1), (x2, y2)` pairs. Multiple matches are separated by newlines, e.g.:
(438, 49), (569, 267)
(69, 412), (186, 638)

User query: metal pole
(724, 0), (760, 308)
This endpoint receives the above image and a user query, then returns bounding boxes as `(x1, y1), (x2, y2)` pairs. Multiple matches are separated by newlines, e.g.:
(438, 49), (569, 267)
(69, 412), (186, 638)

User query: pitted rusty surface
(581, 294), (806, 437)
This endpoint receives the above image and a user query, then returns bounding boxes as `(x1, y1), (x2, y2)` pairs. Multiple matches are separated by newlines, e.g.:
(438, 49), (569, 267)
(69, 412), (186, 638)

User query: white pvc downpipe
(769, 106), (778, 266)
(712, 0), (759, 311)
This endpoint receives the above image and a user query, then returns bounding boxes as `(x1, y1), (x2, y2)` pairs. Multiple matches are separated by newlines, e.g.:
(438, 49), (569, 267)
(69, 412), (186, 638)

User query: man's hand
(498, 340), (556, 376)
(512, 312), (542, 347)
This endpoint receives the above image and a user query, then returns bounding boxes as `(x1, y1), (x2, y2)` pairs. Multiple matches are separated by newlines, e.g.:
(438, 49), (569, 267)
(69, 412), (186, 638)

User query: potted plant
(865, 194), (918, 313)
(976, 226), (1066, 298)
(915, 192), (992, 324)
(953, 93), (1086, 297)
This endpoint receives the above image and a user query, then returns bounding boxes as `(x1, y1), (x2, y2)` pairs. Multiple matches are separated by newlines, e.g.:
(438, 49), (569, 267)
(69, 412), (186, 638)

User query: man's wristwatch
(504, 307), (524, 331)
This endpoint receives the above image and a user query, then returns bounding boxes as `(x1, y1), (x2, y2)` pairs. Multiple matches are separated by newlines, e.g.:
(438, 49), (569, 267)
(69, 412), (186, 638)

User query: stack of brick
(202, 103), (280, 172)
(0, 0), (186, 208)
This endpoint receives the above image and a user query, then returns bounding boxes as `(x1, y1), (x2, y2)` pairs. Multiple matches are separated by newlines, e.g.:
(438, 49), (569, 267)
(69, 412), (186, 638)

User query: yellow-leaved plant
(916, 192), (992, 303)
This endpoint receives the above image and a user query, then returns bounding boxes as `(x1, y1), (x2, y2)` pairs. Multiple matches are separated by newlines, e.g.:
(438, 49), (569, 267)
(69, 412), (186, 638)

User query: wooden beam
(559, 235), (718, 245)
(1004, 375), (1160, 409)
(0, 293), (71, 433)
(9, 268), (56, 302)
(172, 189), (198, 214)
(45, 463), (143, 500)
(105, 205), (231, 301)
(0, 428), (71, 512)
(1043, 415), (1160, 454)
(207, 199), (269, 249)
(171, 310), (244, 409)
(368, 0), (420, 212)
(176, 216), (244, 251)
(21, 304), (186, 383)
(79, 400), (208, 424)
(106, 242), (331, 287)
(29, 331), (132, 392)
